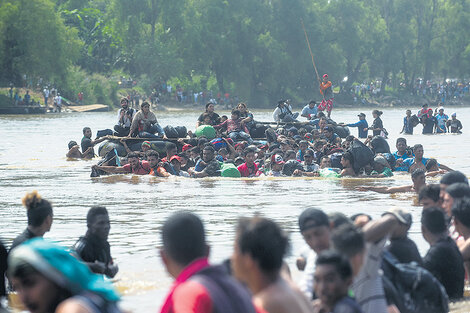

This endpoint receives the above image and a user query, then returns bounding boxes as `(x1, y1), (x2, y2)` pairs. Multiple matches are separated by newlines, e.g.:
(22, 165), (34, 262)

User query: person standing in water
(318, 74), (334, 118)
(10, 191), (53, 252)
(368, 110), (385, 137)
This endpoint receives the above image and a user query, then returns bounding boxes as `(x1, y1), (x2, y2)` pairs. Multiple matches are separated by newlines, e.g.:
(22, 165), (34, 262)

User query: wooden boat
(0, 105), (47, 114)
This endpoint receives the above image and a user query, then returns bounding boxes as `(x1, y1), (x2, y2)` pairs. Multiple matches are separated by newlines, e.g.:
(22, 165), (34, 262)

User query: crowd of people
(2, 169), (470, 313)
(65, 94), (462, 181)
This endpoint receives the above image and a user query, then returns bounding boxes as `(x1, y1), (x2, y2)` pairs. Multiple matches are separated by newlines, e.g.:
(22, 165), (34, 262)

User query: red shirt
(123, 160), (151, 175)
(237, 162), (261, 177)
(160, 258), (212, 313)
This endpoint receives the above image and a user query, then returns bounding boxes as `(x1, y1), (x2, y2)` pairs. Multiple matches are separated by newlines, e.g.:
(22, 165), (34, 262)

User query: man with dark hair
(402, 144), (452, 173)
(93, 152), (151, 175)
(237, 148), (262, 177)
(421, 207), (464, 300)
(159, 212), (260, 313)
(442, 182), (470, 216)
(231, 217), (312, 313)
(384, 210), (422, 265)
(297, 208), (331, 300)
(392, 138), (412, 171)
(147, 150), (170, 177)
(114, 97), (135, 136)
(66, 140), (93, 158)
(313, 250), (362, 313)
(358, 168), (426, 194)
(81, 127), (108, 159)
(331, 211), (406, 313)
(439, 171), (469, 199)
(452, 197), (470, 277)
(73, 206), (118, 278)
(419, 184), (443, 209)
(188, 146), (220, 178)
(129, 101), (166, 138)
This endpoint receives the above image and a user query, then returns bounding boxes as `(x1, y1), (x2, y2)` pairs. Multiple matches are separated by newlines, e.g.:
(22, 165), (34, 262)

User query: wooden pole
(301, 18), (320, 83)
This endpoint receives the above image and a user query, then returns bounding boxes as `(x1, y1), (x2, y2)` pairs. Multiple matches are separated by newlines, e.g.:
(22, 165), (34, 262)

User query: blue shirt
(401, 157), (429, 172)
(403, 117), (414, 134)
(393, 151), (413, 171)
(301, 105), (317, 119)
(435, 114), (448, 133)
(347, 120), (368, 138)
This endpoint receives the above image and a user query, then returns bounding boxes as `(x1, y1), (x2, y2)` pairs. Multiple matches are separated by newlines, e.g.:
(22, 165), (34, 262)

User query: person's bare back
(255, 278), (313, 313)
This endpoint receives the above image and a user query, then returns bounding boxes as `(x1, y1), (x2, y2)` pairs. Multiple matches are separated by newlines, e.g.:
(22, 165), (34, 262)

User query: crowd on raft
(65, 96), (458, 179)
(2, 169), (470, 313)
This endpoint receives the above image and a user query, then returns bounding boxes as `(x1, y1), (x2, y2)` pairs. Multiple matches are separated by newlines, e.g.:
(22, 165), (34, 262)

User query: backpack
(164, 125), (179, 138)
(348, 139), (374, 173)
(381, 252), (448, 313)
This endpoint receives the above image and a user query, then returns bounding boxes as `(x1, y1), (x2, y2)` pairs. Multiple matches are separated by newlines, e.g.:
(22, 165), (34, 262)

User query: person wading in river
(10, 191), (53, 252)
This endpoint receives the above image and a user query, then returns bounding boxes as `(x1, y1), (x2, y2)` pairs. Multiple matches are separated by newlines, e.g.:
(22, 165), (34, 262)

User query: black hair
(205, 102), (214, 110)
(146, 150), (159, 159)
(425, 159), (438, 171)
(411, 168), (426, 179)
(166, 142), (177, 151)
(86, 206), (108, 227)
(331, 224), (365, 258)
(237, 102), (247, 108)
(68, 141), (77, 150)
(82, 127), (91, 134)
(198, 137), (208, 146)
(372, 110), (383, 116)
(342, 151), (354, 166)
(440, 171), (469, 186)
(328, 212), (352, 229)
(446, 182), (470, 199)
(418, 184), (441, 202)
(396, 137), (407, 145)
(221, 115), (228, 120)
(203, 145), (215, 153)
(412, 144), (423, 151)
(127, 152), (139, 159)
(120, 97), (129, 104)
(162, 212), (206, 265)
(243, 147), (256, 157)
(237, 217), (289, 274)
(285, 150), (296, 158)
(231, 109), (241, 117)
(141, 101), (150, 108)
(315, 250), (352, 280)
(452, 197), (470, 228)
(421, 207), (448, 234)
(23, 191), (53, 227)
(309, 100), (316, 105)
(298, 208), (329, 232)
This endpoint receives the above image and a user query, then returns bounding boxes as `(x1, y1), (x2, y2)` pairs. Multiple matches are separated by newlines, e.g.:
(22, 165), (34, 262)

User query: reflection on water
(1, 107), (469, 312)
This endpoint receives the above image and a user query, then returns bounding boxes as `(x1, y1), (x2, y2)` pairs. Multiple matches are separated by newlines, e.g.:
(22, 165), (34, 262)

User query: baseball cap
(170, 155), (182, 163)
(182, 144), (193, 152)
(358, 113), (366, 117)
(272, 154), (285, 165)
(451, 112), (457, 117)
(323, 74), (328, 78)
(298, 208), (329, 232)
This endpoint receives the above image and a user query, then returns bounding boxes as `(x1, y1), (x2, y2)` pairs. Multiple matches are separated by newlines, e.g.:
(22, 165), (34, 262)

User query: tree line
(0, 0), (468, 106)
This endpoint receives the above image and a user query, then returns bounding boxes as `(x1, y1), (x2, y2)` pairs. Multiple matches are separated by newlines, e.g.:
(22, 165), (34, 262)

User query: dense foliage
(0, 0), (468, 105)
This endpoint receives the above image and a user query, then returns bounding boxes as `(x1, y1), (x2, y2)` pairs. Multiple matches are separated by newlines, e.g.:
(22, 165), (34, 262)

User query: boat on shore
(0, 105), (47, 114)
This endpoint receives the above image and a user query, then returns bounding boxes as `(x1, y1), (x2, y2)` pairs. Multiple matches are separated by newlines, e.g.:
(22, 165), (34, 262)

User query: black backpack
(381, 252), (448, 313)
(348, 139), (374, 173)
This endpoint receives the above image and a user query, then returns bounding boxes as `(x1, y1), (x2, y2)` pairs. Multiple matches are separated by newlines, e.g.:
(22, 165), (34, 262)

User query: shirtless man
(66, 141), (92, 158)
(232, 217), (313, 313)
(357, 168), (426, 194)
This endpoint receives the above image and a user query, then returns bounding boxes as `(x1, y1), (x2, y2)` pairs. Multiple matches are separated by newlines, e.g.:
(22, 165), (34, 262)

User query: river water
(1, 106), (469, 312)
